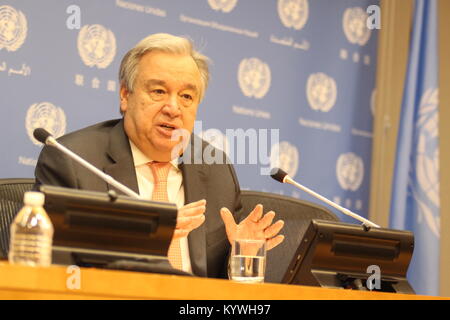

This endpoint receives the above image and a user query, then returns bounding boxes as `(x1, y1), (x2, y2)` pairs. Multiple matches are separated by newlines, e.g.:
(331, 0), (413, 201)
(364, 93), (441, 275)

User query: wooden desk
(0, 262), (445, 300)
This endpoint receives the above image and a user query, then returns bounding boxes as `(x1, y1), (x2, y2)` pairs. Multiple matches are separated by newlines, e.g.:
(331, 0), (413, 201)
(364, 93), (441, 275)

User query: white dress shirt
(129, 140), (193, 273)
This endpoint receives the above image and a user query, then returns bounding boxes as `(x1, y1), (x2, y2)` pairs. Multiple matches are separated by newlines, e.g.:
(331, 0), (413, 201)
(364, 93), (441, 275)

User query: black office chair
(240, 190), (339, 283)
(0, 178), (35, 259)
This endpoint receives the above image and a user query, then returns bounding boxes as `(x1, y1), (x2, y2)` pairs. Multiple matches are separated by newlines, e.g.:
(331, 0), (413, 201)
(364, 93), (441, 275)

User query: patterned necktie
(148, 161), (183, 270)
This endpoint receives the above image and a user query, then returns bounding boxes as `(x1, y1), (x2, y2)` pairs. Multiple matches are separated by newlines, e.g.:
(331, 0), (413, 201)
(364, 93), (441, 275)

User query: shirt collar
(129, 139), (179, 170)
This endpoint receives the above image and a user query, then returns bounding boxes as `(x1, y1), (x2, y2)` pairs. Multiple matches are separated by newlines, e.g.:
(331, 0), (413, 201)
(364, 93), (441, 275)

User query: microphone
(33, 128), (52, 144)
(270, 167), (380, 229)
(33, 128), (141, 199)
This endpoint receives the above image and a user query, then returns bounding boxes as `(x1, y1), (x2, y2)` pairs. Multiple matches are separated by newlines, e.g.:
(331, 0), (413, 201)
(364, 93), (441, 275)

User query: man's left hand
(220, 204), (284, 250)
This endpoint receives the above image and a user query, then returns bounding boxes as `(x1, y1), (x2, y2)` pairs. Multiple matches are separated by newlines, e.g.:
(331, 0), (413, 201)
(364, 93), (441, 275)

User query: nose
(161, 95), (181, 118)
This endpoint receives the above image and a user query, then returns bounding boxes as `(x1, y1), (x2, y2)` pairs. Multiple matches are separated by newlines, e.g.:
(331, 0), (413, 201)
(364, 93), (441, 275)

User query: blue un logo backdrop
(0, 0), (378, 222)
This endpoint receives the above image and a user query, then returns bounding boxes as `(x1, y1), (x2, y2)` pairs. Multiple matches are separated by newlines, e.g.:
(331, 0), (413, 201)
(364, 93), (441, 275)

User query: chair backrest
(0, 178), (35, 259)
(240, 190), (339, 283)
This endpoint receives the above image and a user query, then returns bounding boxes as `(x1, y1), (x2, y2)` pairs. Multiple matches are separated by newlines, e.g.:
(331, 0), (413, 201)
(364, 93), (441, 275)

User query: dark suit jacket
(34, 119), (243, 278)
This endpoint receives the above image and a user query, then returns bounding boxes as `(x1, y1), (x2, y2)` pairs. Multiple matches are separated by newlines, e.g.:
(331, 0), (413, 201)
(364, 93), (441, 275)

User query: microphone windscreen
(270, 167), (288, 183)
(33, 128), (52, 144)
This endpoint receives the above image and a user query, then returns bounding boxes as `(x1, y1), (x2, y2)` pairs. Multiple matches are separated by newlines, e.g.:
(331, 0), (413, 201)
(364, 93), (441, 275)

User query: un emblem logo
(0, 5), (27, 52)
(208, 0), (238, 13)
(306, 72), (337, 112)
(78, 24), (116, 69)
(278, 0), (309, 30)
(412, 88), (440, 237)
(336, 152), (364, 191)
(238, 58), (271, 99)
(270, 141), (299, 179)
(26, 102), (67, 146)
(343, 7), (371, 46)
(199, 128), (230, 156)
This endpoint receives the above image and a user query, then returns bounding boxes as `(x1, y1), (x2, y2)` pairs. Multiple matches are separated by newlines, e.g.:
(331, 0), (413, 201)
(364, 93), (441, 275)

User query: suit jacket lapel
(103, 120), (139, 194)
(180, 135), (209, 277)
(103, 125), (209, 276)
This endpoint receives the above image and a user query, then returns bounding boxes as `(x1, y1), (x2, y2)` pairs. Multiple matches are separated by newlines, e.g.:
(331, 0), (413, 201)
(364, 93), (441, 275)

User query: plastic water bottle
(8, 191), (54, 266)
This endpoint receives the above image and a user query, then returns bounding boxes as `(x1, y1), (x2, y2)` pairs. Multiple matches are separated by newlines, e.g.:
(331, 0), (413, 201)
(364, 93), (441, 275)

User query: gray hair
(119, 33), (210, 102)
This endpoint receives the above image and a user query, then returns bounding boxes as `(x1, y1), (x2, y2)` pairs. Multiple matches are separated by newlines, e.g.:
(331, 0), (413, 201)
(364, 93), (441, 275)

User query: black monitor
(282, 219), (415, 294)
(39, 185), (178, 270)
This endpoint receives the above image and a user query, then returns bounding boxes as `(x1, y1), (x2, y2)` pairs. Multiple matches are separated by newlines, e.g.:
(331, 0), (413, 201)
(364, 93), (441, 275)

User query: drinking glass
(228, 238), (266, 283)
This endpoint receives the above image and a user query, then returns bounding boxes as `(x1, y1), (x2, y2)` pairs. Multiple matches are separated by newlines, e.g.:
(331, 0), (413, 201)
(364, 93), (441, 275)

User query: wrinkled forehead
(143, 79), (199, 93)
(136, 52), (202, 91)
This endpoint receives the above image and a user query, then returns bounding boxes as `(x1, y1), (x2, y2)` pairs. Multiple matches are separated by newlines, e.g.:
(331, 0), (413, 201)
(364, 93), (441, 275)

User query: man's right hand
(173, 199), (206, 239)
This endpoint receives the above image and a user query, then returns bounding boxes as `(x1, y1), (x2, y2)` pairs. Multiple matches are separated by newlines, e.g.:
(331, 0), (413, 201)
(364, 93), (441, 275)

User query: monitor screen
(39, 185), (177, 267)
(282, 219), (415, 294)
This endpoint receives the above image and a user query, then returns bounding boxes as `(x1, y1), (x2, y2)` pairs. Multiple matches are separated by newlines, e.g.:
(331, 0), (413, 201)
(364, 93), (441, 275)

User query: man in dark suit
(35, 33), (284, 278)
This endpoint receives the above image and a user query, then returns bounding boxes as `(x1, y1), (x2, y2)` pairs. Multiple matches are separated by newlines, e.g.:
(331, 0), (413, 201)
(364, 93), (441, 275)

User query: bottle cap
(23, 191), (45, 206)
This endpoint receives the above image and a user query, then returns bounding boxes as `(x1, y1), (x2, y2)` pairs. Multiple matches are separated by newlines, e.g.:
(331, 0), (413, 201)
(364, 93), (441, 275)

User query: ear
(120, 86), (129, 113)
